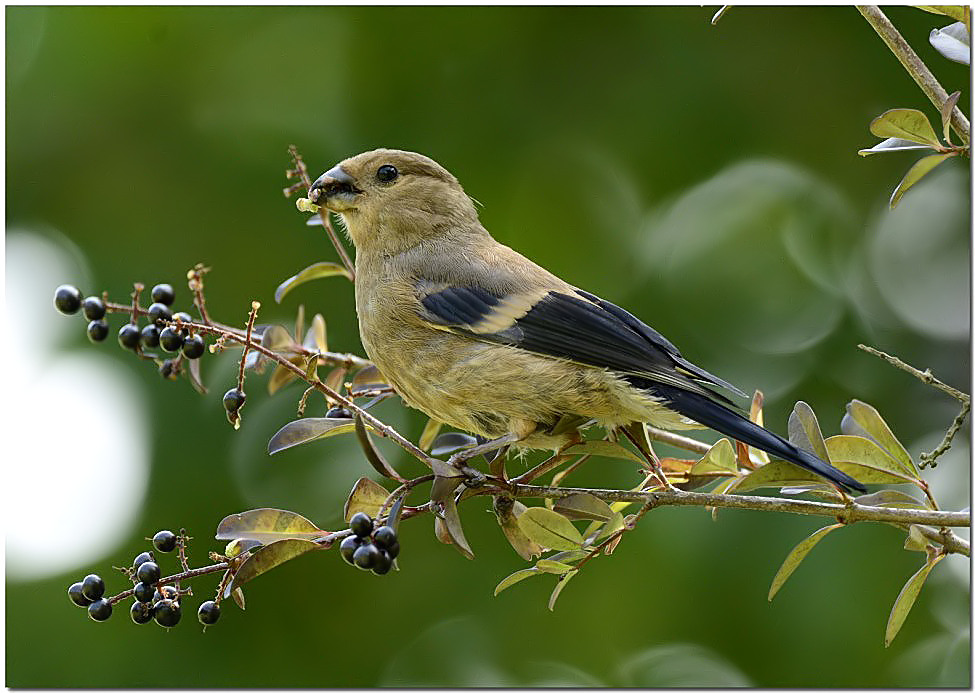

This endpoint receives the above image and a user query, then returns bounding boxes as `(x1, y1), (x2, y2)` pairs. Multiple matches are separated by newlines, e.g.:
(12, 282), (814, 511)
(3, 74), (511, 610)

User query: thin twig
(857, 5), (971, 145)
(187, 264), (214, 326)
(644, 425), (712, 455)
(915, 524), (970, 556)
(237, 302), (260, 392)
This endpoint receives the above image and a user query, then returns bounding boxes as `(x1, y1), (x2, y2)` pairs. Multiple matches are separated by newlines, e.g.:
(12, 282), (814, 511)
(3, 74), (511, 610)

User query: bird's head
(308, 149), (480, 254)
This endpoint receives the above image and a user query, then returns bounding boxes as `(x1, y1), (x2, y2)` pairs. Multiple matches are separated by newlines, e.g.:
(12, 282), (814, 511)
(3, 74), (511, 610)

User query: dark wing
(418, 284), (744, 404)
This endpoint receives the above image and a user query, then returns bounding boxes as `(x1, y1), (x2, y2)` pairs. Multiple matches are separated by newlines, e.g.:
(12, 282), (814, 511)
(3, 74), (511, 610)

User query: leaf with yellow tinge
(274, 262), (352, 304)
(548, 570), (577, 611)
(355, 415), (406, 482)
(890, 153), (954, 208)
(903, 524), (934, 552)
(914, 5), (969, 22)
(494, 567), (542, 595)
(788, 401), (831, 462)
(215, 507), (328, 544)
(869, 108), (942, 147)
(825, 435), (915, 484)
(303, 314), (328, 353)
(494, 497), (544, 560)
(856, 489), (928, 510)
(418, 418), (443, 452)
(267, 417), (357, 455)
(565, 440), (642, 464)
(689, 438), (738, 476)
(323, 366), (347, 405)
(260, 325), (294, 352)
(441, 493), (474, 559)
(518, 507), (585, 551)
(229, 538), (320, 591)
(886, 554), (944, 646)
(536, 559), (574, 574)
(267, 358), (300, 395)
(841, 400), (918, 478)
(768, 523), (843, 601)
(553, 493), (615, 521)
(343, 477), (390, 522)
(351, 364), (386, 387)
(732, 460), (825, 493)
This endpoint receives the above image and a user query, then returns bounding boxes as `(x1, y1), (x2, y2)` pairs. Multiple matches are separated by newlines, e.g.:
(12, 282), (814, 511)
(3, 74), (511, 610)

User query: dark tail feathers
(645, 383), (866, 493)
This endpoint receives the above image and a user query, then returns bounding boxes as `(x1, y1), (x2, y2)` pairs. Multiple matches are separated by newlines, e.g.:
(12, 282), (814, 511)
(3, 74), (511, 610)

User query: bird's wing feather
(418, 283), (743, 404)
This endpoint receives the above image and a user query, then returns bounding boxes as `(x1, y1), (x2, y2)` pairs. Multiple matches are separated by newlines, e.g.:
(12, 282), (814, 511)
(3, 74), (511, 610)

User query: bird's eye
(376, 165), (398, 183)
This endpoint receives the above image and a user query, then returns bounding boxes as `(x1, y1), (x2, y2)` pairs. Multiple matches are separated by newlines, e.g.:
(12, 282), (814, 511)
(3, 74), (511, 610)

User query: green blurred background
(6, 5), (970, 687)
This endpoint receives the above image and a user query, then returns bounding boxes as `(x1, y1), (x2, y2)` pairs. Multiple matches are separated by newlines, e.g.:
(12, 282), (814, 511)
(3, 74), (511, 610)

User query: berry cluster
(66, 529), (220, 628)
(339, 513), (400, 576)
(53, 283), (206, 373)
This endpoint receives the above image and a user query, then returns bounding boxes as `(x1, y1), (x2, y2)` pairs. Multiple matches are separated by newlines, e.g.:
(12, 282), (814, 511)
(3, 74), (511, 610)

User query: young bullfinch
(306, 148), (865, 493)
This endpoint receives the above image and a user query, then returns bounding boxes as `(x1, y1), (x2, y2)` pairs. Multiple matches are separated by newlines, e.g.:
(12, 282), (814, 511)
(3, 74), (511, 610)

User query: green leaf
(302, 313), (328, 353)
(885, 554), (944, 646)
(546, 550), (589, 564)
(856, 489), (928, 509)
(440, 494), (474, 559)
(274, 262), (352, 304)
(267, 359), (300, 395)
(941, 90), (962, 142)
(841, 400), (918, 478)
(732, 460), (825, 493)
(536, 559), (574, 574)
(553, 493), (615, 521)
(418, 418), (443, 452)
(565, 440), (642, 464)
(224, 538), (261, 557)
(494, 567), (541, 595)
(343, 477), (390, 522)
(267, 417), (356, 455)
(494, 497), (543, 561)
(589, 510), (626, 545)
(260, 324), (294, 352)
(355, 415), (406, 482)
(229, 538), (320, 591)
(904, 524), (934, 552)
(788, 401), (831, 462)
(890, 153), (954, 208)
(869, 108), (942, 147)
(351, 364), (386, 387)
(768, 523), (843, 601)
(825, 435), (916, 484)
(859, 137), (938, 156)
(215, 507), (327, 543)
(914, 5), (969, 22)
(689, 437), (739, 476)
(517, 506), (585, 550)
(548, 570), (577, 611)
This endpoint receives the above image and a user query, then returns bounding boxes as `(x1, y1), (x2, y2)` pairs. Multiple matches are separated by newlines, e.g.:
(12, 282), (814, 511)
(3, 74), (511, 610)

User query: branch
(915, 524), (970, 556)
(857, 5), (971, 145)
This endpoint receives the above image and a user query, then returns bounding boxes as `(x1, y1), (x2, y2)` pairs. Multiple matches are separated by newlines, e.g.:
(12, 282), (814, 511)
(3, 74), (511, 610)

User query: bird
(306, 148), (865, 494)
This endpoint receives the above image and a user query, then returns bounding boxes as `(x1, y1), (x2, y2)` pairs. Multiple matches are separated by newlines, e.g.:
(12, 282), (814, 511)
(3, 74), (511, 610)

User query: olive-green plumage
(308, 148), (865, 493)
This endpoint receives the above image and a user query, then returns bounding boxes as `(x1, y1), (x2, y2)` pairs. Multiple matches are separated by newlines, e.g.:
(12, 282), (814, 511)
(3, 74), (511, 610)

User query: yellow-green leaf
(548, 570), (577, 611)
(941, 91), (962, 142)
(788, 401), (831, 462)
(856, 489), (928, 509)
(904, 524), (933, 552)
(267, 360), (300, 395)
(890, 153), (954, 208)
(689, 438), (739, 476)
(565, 440), (642, 464)
(351, 364), (385, 387)
(229, 538), (320, 591)
(841, 400), (918, 477)
(553, 493), (615, 521)
(825, 435), (915, 484)
(343, 477), (390, 522)
(274, 262), (352, 304)
(518, 506), (585, 550)
(536, 559), (574, 574)
(913, 5), (968, 22)
(733, 460), (825, 493)
(885, 554), (945, 646)
(302, 313), (328, 353)
(494, 567), (541, 595)
(355, 415), (406, 482)
(441, 494), (474, 559)
(768, 523), (844, 601)
(267, 417), (356, 455)
(494, 497), (543, 560)
(215, 507), (327, 544)
(869, 108), (942, 146)
(418, 418), (443, 452)
(260, 324), (294, 352)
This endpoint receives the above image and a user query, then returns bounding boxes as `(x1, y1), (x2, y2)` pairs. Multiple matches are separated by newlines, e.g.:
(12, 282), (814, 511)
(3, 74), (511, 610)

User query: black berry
(152, 530), (178, 553)
(54, 285), (83, 315)
(133, 582), (155, 603)
(173, 312), (193, 333)
(141, 324), (160, 347)
(118, 323), (141, 350)
(352, 542), (382, 570)
(81, 296), (106, 320)
(136, 561), (160, 584)
(372, 550), (393, 575)
(87, 598), (113, 621)
(373, 526), (398, 550)
(132, 551), (154, 570)
(153, 598), (181, 627)
(349, 512), (373, 538)
(151, 585), (179, 604)
(181, 334), (205, 359)
(197, 600), (221, 625)
(130, 601), (153, 624)
(223, 388), (246, 413)
(68, 582), (93, 607)
(150, 283), (175, 306)
(87, 319), (109, 343)
(339, 535), (363, 565)
(81, 573), (105, 601)
(326, 406), (352, 419)
(159, 326), (184, 352)
(386, 540), (400, 559)
(159, 359), (177, 379)
(147, 302), (173, 325)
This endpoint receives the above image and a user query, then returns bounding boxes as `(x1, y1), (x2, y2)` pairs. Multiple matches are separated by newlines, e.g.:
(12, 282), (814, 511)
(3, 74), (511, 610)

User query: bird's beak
(308, 165), (363, 211)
